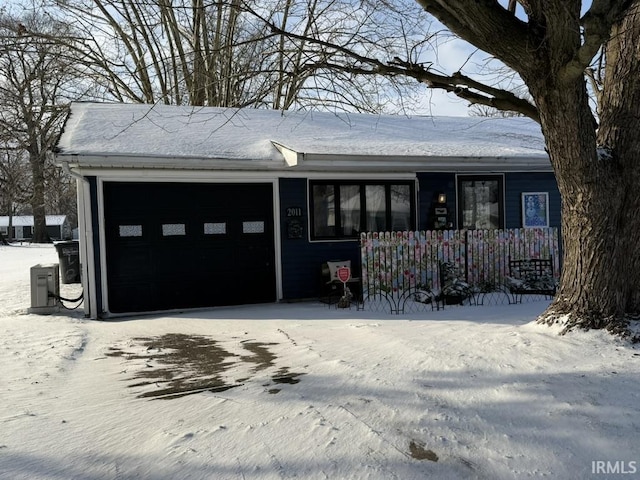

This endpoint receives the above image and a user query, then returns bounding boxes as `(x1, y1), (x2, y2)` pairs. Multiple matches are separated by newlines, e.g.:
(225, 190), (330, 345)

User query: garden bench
(505, 258), (556, 303)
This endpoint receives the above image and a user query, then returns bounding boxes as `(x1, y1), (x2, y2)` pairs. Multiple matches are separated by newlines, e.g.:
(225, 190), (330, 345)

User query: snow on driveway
(1, 244), (639, 479)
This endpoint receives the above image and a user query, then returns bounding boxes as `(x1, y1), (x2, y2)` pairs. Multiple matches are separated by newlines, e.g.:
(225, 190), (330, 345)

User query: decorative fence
(359, 228), (560, 313)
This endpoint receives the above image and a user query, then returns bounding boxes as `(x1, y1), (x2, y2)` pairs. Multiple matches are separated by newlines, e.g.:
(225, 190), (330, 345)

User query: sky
(2, 243), (640, 480)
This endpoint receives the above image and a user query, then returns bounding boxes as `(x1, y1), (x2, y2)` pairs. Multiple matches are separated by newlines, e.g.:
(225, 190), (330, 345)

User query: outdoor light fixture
(437, 193), (447, 204)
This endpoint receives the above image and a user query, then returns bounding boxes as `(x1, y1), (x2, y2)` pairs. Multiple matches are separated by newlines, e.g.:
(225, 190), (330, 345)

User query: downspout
(61, 161), (97, 319)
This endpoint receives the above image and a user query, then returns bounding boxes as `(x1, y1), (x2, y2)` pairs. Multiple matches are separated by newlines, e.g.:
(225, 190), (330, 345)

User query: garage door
(103, 182), (276, 313)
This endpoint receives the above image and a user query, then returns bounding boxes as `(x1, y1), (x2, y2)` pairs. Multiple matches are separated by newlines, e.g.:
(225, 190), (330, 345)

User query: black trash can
(54, 240), (81, 284)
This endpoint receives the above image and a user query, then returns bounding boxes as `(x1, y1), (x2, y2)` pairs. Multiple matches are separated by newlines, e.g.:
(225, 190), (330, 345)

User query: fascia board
(55, 153), (286, 171)
(294, 153), (553, 172)
(57, 152), (552, 173)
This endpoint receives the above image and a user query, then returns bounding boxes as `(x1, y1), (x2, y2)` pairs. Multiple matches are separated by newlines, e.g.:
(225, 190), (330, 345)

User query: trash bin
(54, 240), (80, 284)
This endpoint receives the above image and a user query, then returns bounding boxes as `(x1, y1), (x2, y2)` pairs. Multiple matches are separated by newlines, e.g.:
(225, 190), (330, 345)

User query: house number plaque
(286, 207), (303, 238)
(286, 207), (303, 217)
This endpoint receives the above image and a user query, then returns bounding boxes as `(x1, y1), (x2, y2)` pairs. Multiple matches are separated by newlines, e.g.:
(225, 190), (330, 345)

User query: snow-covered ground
(1, 244), (639, 479)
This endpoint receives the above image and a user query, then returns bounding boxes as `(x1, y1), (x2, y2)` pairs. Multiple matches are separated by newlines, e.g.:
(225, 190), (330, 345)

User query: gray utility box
(29, 264), (60, 314)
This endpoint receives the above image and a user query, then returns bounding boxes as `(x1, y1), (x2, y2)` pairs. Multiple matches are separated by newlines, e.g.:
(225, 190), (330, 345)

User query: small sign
(336, 266), (351, 283)
(287, 219), (303, 239)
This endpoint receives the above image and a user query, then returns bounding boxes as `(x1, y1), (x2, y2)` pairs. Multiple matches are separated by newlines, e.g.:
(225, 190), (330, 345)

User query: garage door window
(162, 223), (186, 236)
(119, 225), (142, 237)
(204, 222), (226, 235)
(243, 221), (265, 234)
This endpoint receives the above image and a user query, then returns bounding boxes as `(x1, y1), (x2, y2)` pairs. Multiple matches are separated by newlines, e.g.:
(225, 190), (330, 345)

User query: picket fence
(359, 228), (560, 313)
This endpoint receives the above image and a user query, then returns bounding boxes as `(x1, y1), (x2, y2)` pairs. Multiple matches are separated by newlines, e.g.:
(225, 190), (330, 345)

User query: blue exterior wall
(504, 172), (561, 228)
(417, 171), (560, 229)
(417, 172), (457, 230)
(279, 178), (361, 300)
(279, 172), (561, 301)
(93, 171), (561, 311)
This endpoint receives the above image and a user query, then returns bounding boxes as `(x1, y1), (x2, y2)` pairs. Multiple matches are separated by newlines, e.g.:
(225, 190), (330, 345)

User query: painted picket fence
(359, 228), (560, 313)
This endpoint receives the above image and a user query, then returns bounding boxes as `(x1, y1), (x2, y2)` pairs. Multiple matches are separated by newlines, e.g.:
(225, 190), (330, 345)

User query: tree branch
(413, 0), (533, 72)
(303, 57), (540, 122)
(561, 0), (636, 82)
(248, 4), (541, 121)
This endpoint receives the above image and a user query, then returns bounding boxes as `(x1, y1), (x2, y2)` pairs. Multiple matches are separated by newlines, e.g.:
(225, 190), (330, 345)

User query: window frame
(309, 180), (416, 241)
(456, 174), (505, 230)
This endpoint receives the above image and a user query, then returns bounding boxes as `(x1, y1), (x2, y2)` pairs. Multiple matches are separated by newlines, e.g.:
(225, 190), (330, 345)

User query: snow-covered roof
(55, 102), (550, 172)
(0, 215), (67, 227)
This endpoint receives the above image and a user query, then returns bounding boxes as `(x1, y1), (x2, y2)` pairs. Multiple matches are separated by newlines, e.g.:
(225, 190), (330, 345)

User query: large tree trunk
(528, 5), (640, 333)
(30, 150), (49, 244)
(410, 0), (640, 334)
(7, 204), (13, 242)
(535, 85), (632, 331)
(596, 1), (640, 317)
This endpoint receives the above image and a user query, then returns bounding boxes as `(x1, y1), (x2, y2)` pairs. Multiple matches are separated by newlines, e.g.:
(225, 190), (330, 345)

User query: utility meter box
(29, 264), (60, 314)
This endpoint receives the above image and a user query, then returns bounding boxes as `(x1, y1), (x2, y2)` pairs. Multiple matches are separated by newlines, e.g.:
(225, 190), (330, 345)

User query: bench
(505, 258), (556, 303)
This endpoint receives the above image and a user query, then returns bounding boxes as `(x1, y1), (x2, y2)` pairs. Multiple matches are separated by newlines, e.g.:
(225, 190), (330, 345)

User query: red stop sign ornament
(336, 266), (351, 283)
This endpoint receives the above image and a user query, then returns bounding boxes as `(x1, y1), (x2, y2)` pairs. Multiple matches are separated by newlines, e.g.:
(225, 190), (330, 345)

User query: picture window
(310, 181), (414, 240)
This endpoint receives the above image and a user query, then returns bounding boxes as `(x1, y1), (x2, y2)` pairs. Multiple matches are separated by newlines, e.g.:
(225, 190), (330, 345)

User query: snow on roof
(56, 103), (548, 167)
(0, 215), (67, 227)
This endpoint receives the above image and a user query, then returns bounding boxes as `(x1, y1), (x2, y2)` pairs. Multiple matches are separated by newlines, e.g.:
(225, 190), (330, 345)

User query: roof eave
(295, 153), (552, 172)
(55, 153), (286, 171)
(269, 142), (551, 172)
(56, 151), (553, 173)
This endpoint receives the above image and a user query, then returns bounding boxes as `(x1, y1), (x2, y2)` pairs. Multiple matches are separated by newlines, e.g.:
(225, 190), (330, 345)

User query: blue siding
(280, 172), (561, 301)
(279, 178), (360, 300)
(417, 172), (457, 229)
(418, 172), (560, 230)
(504, 172), (561, 229)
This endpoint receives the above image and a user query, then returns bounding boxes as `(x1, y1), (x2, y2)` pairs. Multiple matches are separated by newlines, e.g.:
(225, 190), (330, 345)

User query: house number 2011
(286, 207), (303, 217)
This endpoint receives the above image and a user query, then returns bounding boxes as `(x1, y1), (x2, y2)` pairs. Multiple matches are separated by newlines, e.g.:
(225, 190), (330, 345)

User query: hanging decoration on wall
(522, 192), (549, 228)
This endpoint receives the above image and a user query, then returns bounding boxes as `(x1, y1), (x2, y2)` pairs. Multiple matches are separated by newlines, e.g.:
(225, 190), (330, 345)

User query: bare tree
(46, 0), (430, 113)
(468, 104), (524, 118)
(44, 151), (77, 231)
(49, 0), (299, 106)
(0, 11), (77, 242)
(0, 146), (30, 241)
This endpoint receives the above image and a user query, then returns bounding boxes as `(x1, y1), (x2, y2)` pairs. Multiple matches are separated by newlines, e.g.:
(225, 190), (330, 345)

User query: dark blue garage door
(104, 182), (276, 313)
